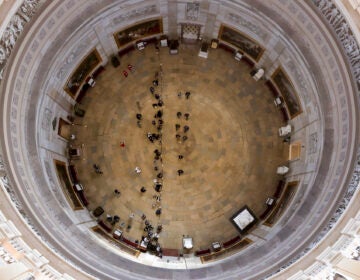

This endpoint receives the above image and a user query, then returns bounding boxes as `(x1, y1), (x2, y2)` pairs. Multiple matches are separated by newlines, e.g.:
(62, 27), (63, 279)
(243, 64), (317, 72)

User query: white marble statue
(335, 22), (350, 40)
(1, 175), (9, 186)
(12, 15), (25, 33)
(2, 29), (16, 55)
(320, 0), (334, 15)
(327, 9), (339, 23)
(0, 155), (5, 171)
(0, 46), (6, 64)
(317, 0), (329, 11)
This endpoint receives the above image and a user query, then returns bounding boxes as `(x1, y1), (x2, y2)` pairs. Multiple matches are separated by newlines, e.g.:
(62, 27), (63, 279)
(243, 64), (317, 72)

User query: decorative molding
(41, 108), (52, 131)
(0, 0), (41, 81)
(309, 132), (319, 155)
(226, 12), (268, 41)
(0, 154), (5, 172)
(56, 38), (92, 80)
(264, 148), (360, 279)
(262, 1), (360, 276)
(186, 2), (200, 21)
(285, 60), (311, 105)
(0, 155), (82, 276)
(314, 0), (360, 90)
(112, 4), (158, 25)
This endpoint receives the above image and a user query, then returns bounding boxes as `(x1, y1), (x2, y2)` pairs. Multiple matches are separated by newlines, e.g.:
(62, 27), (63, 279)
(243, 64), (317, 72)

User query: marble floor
(70, 43), (288, 251)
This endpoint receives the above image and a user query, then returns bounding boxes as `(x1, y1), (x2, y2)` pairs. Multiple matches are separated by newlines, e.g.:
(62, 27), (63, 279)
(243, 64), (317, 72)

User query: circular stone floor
(70, 43), (288, 251)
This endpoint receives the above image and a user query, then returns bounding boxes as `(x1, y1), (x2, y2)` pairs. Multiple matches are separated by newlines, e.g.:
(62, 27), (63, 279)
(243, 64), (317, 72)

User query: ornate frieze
(0, 155), (5, 172)
(285, 60), (311, 105)
(226, 12), (268, 41)
(112, 4), (158, 25)
(309, 132), (319, 155)
(263, 1), (360, 276)
(0, 0), (40, 81)
(55, 38), (92, 80)
(266, 148), (360, 279)
(41, 108), (52, 131)
(186, 2), (200, 21)
(314, 0), (360, 90)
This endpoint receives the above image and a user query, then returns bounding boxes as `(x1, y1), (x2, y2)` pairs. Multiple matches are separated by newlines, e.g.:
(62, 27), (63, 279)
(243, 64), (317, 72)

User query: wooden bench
(98, 220), (112, 233)
(142, 36), (158, 46)
(265, 80), (280, 98)
(75, 189), (89, 207)
(68, 165), (79, 184)
(92, 226), (140, 257)
(280, 106), (290, 122)
(274, 180), (285, 198)
(223, 236), (241, 248)
(76, 83), (90, 103)
(121, 237), (139, 249)
(260, 180), (285, 219)
(76, 66), (105, 103)
(92, 66), (105, 79)
(200, 238), (252, 263)
(218, 42), (236, 54)
(162, 248), (179, 257)
(259, 204), (275, 220)
(118, 45), (136, 57)
(241, 55), (255, 67)
(195, 248), (211, 256)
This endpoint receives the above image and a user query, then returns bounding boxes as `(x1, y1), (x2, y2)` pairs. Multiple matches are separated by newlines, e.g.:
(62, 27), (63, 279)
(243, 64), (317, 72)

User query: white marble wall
(282, 208), (360, 280)
(0, 207), (75, 280)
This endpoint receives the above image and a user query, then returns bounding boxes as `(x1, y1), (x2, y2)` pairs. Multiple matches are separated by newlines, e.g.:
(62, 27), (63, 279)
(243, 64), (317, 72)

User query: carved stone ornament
(112, 4), (157, 25)
(0, 0), (40, 81)
(227, 12), (268, 41)
(314, 0), (360, 90)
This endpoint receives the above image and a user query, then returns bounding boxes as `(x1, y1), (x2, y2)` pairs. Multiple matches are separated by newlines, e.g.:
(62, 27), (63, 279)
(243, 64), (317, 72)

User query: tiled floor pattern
(71, 43), (288, 250)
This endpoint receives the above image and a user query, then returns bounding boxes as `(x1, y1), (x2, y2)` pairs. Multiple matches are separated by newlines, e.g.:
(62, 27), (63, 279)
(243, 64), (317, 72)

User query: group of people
(122, 64), (135, 78)
(174, 91), (192, 176)
(141, 219), (163, 257)
(177, 91), (191, 99)
(135, 69), (165, 224)
(130, 69), (193, 255)
(136, 69), (165, 257)
(93, 164), (103, 174)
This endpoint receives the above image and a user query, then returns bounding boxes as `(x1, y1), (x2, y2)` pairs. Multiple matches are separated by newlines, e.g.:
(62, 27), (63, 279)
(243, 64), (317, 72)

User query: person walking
(93, 164), (103, 174)
(114, 189), (121, 197)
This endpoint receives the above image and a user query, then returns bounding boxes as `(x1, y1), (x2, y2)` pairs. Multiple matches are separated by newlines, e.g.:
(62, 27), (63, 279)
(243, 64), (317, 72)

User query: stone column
(202, 1), (218, 40)
(167, 0), (178, 37)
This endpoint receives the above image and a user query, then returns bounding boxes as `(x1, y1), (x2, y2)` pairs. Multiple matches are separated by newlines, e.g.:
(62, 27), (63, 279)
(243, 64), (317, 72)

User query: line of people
(175, 91), (192, 176)
(140, 69), (164, 258)
(135, 69), (164, 221)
